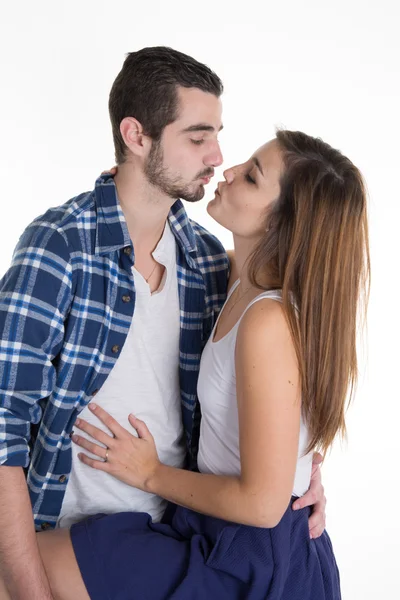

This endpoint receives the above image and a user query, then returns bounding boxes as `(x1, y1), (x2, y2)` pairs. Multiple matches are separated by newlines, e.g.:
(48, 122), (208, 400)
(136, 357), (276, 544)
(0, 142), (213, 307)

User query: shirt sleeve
(0, 223), (72, 467)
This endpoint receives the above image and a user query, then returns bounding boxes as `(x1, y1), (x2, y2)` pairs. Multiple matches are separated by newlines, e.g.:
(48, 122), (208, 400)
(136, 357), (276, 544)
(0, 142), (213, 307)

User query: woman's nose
(223, 167), (235, 184)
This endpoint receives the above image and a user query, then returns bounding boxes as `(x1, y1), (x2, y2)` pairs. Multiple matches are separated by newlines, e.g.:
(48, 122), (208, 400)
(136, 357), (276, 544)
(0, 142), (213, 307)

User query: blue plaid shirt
(0, 174), (229, 530)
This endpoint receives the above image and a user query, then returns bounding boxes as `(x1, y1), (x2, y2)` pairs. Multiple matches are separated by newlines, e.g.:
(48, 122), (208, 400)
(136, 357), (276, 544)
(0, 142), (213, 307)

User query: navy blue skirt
(70, 498), (341, 599)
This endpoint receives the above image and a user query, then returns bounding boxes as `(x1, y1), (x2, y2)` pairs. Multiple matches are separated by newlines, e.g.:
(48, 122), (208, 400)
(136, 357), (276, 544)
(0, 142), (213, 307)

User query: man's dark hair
(109, 46), (224, 164)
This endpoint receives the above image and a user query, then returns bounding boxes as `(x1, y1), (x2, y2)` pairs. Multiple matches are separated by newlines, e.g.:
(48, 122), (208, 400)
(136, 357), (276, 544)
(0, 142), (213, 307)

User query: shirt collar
(94, 173), (199, 269)
(94, 173), (131, 255)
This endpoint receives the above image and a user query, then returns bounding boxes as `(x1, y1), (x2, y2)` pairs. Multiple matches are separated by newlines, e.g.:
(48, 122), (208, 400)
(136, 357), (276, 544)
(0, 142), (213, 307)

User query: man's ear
(119, 117), (152, 158)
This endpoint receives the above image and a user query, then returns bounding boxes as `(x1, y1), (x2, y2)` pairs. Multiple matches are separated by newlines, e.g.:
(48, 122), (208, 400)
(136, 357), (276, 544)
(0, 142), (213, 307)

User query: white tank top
(197, 280), (313, 497)
(57, 222), (185, 528)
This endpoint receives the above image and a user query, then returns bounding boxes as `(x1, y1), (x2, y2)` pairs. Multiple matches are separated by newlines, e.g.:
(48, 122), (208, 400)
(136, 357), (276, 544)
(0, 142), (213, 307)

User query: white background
(0, 1), (399, 598)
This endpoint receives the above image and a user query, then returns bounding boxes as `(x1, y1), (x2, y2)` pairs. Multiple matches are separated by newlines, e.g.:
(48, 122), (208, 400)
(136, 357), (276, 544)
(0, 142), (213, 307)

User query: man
(0, 47), (325, 599)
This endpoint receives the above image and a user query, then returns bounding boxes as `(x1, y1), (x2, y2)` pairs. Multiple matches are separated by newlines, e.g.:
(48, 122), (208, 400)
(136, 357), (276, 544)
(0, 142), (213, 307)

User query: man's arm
(0, 224), (72, 598)
(0, 467), (53, 599)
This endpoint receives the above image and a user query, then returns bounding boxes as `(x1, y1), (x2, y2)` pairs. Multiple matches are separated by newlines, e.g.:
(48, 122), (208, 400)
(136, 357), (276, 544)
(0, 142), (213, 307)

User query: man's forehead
(174, 87), (223, 132)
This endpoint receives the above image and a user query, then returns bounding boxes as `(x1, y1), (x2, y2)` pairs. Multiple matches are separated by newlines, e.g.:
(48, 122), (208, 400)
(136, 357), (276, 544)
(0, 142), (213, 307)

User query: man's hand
(292, 452), (326, 539)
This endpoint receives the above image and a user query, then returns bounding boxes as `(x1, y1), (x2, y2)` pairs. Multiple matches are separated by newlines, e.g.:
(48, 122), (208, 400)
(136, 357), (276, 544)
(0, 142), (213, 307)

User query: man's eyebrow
(252, 156), (264, 175)
(181, 123), (224, 133)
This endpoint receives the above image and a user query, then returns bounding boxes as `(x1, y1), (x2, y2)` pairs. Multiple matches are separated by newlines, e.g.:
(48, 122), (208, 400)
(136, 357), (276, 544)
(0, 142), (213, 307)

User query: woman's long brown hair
(248, 130), (370, 455)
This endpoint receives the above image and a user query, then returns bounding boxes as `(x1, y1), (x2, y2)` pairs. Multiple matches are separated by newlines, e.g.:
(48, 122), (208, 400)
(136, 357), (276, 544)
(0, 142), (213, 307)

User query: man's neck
(114, 162), (176, 253)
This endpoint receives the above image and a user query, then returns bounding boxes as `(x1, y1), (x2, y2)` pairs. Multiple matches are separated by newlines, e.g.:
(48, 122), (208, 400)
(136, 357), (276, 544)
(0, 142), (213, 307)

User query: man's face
(144, 87), (223, 202)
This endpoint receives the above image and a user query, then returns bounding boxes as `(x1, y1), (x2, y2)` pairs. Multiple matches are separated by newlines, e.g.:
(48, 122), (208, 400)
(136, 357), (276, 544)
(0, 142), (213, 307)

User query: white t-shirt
(57, 222), (185, 528)
(197, 281), (313, 497)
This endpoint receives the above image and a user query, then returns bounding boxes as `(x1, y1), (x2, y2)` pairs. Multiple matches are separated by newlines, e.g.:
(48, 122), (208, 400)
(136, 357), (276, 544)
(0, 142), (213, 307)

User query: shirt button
(123, 246), (132, 256)
(111, 344), (120, 353)
(41, 522), (51, 531)
(59, 475), (67, 484)
(122, 294), (131, 303)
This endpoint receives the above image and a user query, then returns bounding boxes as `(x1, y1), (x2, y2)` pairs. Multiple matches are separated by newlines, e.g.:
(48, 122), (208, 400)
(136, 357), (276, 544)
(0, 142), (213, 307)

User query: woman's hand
(71, 403), (161, 491)
(101, 166), (118, 175)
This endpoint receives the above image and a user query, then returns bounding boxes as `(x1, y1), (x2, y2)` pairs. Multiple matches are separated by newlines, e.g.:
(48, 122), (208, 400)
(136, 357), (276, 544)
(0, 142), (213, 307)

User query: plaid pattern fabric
(0, 174), (229, 530)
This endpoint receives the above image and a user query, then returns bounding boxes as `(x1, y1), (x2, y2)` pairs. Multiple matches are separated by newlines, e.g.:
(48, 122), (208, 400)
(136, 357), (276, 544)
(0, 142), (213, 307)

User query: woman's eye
(245, 173), (256, 184)
(191, 139), (205, 145)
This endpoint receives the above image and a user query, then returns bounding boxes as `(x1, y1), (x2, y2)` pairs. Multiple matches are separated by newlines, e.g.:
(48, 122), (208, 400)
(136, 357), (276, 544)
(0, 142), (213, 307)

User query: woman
(15, 130), (369, 599)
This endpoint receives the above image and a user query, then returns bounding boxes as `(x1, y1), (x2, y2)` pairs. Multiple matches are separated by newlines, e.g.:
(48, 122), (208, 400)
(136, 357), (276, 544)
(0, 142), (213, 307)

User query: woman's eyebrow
(252, 157), (264, 175)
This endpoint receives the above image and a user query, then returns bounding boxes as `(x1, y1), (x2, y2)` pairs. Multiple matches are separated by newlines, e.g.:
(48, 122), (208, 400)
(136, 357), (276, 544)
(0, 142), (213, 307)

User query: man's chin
(180, 186), (205, 203)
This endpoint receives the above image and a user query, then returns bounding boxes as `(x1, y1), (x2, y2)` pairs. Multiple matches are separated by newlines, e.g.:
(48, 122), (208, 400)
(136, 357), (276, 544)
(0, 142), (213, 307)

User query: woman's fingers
(71, 433), (108, 460)
(78, 452), (110, 472)
(74, 417), (115, 448)
(88, 403), (132, 439)
(101, 166), (118, 175)
(128, 415), (152, 440)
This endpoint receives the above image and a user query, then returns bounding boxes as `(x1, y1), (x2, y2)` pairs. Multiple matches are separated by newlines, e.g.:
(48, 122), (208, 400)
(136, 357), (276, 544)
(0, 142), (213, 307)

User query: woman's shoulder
(237, 295), (293, 360)
(236, 298), (298, 386)
(240, 296), (286, 337)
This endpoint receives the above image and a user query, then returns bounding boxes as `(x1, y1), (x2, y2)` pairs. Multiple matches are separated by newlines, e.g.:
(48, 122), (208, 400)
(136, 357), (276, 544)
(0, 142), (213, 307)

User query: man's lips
(198, 171), (214, 184)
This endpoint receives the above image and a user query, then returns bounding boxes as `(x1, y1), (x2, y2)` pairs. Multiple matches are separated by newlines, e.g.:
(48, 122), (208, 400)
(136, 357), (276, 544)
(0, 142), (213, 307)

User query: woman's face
(207, 138), (283, 240)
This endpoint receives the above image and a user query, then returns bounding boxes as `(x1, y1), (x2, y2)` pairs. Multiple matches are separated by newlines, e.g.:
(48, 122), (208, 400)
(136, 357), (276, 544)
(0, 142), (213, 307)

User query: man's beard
(144, 140), (212, 203)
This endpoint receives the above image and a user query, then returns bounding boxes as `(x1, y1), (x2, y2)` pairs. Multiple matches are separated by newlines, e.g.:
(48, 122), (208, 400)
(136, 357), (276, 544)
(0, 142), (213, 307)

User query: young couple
(0, 47), (369, 599)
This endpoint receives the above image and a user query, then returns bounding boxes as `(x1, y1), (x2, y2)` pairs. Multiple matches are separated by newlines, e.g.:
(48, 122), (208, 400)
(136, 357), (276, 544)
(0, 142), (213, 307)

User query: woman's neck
(232, 234), (276, 291)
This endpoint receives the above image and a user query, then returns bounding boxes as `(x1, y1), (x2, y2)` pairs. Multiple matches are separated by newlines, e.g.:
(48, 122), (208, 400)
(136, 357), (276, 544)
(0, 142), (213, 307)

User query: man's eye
(245, 173), (256, 184)
(191, 139), (205, 145)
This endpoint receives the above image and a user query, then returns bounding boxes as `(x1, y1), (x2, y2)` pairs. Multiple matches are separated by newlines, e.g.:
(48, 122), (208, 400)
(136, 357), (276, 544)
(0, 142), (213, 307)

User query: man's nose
(204, 142), (223, 168)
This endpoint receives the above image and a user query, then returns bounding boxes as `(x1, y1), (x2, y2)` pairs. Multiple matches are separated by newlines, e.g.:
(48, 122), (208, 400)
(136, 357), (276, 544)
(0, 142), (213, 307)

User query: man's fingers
(312, 451), (324, 466)
(309, 522), (325, 539)
(308, 509), (326, 531)
(293, 488), (318, 510)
